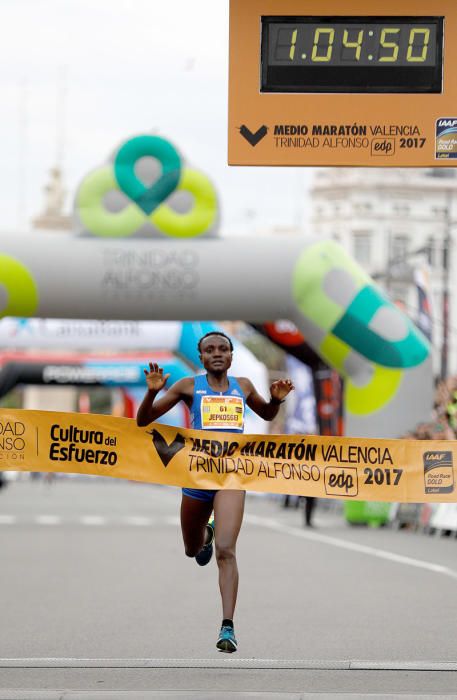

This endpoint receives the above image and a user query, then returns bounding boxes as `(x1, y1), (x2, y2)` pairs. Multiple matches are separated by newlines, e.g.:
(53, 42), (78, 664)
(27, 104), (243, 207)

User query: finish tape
(0, 409), (455, 502)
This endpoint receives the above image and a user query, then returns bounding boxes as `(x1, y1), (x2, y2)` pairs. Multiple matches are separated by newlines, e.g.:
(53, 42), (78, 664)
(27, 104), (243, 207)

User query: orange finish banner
(0, 409), (456, 502)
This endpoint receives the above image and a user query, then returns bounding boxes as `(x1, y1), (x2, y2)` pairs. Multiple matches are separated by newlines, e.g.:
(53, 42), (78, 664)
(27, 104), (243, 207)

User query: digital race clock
(262, 17), (443, 93)
(228, 0), (457, 167)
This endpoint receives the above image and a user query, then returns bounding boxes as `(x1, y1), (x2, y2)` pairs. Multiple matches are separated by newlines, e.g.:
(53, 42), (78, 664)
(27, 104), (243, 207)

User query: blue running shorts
(182, 488), (218, 503)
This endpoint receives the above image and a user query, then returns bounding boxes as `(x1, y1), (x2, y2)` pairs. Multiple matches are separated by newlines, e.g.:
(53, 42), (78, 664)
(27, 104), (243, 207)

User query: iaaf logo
(438, 119), (457, 128)
(324, 466), (358, 497)
(424, 452), (446, 461)
(423, 450), (454, 494)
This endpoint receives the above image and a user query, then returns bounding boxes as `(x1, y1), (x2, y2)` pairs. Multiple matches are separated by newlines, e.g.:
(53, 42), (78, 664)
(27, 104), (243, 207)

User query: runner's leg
(213, 490), (245, 620)
(180, 494), (214, 557)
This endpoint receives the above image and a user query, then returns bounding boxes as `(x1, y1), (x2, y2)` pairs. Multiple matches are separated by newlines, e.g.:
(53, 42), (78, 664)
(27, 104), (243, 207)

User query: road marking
(0, 657), (456, 671)
(0, 693), (454, 700)
(244, 514), (457, 581)
(0, 515), (16, 525)
(0, 515), (174, 527)
(35, 515), (62, 526)
(124, 516), (154, 526)
(80, 516), (106, 526)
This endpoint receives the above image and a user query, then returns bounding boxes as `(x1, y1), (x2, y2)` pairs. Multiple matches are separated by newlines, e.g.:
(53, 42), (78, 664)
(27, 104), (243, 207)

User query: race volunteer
(136, 331), (294, 653)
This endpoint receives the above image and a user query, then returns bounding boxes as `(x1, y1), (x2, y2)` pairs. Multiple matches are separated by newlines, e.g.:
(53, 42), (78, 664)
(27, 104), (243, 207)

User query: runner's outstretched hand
(144, 363), (171, 392)
(270, 378), (294, 402)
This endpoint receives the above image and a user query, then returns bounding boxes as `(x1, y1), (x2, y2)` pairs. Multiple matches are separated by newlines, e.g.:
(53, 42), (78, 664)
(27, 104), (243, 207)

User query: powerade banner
(1, 409), (456, 503)
(0, 353), (188, 398)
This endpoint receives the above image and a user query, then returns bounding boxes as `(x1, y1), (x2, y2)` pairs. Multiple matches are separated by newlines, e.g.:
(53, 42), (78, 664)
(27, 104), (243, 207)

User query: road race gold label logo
(435, 118), (457, 160)
(324, 466), (358, 497)
(423, 451), (454, 494)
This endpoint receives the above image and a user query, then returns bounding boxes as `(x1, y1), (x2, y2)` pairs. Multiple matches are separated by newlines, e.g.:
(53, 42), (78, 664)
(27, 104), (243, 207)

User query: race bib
(201, 395), (244, 430)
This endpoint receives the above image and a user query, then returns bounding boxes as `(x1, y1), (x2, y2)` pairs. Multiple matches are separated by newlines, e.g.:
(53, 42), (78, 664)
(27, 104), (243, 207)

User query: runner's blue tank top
(183, 375), (246, 501)
(191, 374), (246, 434)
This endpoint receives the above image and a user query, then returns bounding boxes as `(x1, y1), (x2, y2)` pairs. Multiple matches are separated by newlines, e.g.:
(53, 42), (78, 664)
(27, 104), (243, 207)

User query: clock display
(261, 16), (444, 93)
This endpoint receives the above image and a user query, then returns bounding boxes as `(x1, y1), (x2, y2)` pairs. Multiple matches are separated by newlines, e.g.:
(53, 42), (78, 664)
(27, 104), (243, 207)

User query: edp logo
(324, 466), (358, 497)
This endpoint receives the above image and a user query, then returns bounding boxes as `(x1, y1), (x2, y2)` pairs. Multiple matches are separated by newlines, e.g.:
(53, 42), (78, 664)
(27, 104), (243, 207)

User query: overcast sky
(1, 0), (313, 235)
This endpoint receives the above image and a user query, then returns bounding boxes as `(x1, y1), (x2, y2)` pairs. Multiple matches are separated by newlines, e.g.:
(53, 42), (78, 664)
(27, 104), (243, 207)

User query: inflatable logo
(292, 241), (430, 417)
(0, 255), (38, 317)
(74, 134), (219, 238)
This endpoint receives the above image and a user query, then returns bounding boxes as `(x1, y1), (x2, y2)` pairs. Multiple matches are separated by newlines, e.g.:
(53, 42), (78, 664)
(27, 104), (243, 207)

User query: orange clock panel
(228, 0), (457, 166)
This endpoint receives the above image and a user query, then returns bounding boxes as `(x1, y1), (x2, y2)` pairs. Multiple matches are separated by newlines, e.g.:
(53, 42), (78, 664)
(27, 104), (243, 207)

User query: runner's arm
(136, 376), (193, 427)
(239, 377), (294, 422)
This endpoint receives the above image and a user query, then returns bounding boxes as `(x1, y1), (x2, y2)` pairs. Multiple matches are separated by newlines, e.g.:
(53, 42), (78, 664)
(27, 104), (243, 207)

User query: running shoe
(195, 518), (214, 567)
(216, 625), (237, 653)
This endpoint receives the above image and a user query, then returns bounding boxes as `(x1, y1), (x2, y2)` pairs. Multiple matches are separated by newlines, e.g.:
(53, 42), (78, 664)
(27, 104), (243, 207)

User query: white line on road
(0, 515), (16, 524)
(124, 516), (154, 526)
(35, 515), (62, 526)
(80, 516), (106, 526)
(0, 657), (456, 671)
(0, 691), (455, 700)
(0, 515), (176, 527)
(244, 514), (457, 581)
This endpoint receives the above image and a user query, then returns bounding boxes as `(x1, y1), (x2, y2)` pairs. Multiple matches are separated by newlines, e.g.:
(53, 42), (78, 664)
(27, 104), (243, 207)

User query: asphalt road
(0, 478), (456, 698)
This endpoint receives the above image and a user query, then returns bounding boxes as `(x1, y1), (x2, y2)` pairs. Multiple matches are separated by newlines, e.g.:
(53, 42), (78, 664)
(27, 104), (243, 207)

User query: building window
(393, 203), (410, 215)
(355, 201), (373, 213)
(390, 234), (410, 262)
(427, 237), (436, 267)
(353, 232), (372, 264)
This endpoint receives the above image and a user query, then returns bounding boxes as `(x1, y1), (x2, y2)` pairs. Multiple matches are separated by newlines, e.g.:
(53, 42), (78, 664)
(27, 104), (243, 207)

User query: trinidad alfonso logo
(74, 134), (219, 238)
(148, 429), (186, 468)
(239, 124), (268, 147)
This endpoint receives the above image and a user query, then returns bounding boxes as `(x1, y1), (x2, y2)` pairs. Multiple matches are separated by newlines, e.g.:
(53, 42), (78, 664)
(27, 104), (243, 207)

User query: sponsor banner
(0, 354), (189, 398)
(0, 318), (182, 350)
(1, 409), (456, 502)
